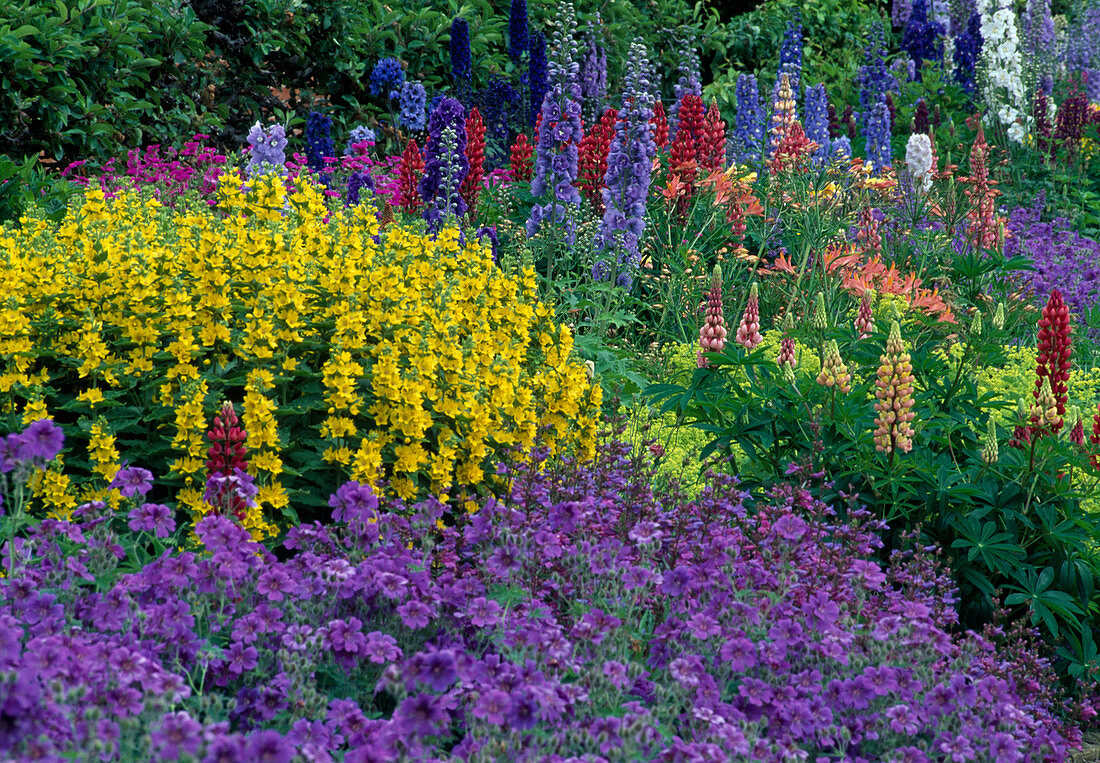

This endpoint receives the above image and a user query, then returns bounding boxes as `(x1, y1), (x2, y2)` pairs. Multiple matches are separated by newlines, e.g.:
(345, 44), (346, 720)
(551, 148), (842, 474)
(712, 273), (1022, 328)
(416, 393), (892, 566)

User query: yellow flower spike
(0, 180), (600, 530)
(873, 321), (916, 455)
(1031, 376), (1061, 431)
(982, 419), (999, 465)
(816, 340), (852, 393)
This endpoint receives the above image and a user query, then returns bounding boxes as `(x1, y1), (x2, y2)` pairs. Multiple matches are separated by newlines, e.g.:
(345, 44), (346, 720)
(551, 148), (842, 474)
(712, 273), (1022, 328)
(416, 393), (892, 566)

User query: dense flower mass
(0, 438), (1073, 759)
(0, 177), (601, 525)
(1005, 196), (1100, 332)
(5, 9), (1100, 759)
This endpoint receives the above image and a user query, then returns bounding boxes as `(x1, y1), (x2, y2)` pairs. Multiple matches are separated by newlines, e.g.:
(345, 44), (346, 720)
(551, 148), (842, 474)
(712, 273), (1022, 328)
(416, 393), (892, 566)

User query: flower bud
(981, 419), (998, 465)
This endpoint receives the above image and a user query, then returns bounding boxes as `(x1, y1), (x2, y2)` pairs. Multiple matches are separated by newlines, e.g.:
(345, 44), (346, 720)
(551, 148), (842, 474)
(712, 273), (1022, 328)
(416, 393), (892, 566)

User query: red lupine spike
(460, 107), (486, 215)
(699, 98), (726, 172)
(396, 139), (424, 214)
(769, 121), (818, 173)
(576, 107), (618, 211)
(697, 265), (728, 367)
(735, 282), (763, 350)
(669, 94), (706, 199)
(857, 207), (882, 255)
(509, 133), (534, 182)
(725, 195), (746, 241)
(1032, 289), (1072, 434)
(854, 290), (875, 339)
(963, 123), (1001, 252)
(203, 400), (251, 521)
(651, 100), (669, 150)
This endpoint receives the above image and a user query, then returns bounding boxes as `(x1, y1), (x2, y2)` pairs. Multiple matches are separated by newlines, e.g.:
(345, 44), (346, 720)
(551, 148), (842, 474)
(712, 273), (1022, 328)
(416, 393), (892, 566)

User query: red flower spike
(768, 121), (818, 174)
(726, 197), (746, 241)
(697, 265), (727, 367)
(1032, 289), (1072, 433)
(857, 207), (882, 256)
(735, 282), (763, 350)
(669, 94), (706, 198)
(509, 134), (534, 182)
(577, 108), (618, 210)
(204, 400), (250, 521)
(1071, 416), (1085, 448)
(651, 100), (669, 149)
(699, 98), (727, 172)
(460, 107), (486, 215)
(396, 139), (424, 214)
(854, 290), (875, 339)
(963, 123), (1001, 252)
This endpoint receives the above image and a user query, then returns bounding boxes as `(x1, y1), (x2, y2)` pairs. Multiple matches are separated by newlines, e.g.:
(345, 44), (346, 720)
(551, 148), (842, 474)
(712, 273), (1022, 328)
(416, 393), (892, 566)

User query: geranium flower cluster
(1005, 195), (1100, 334)
(0, 436), (1074, 759)
(62, 135), (229, 203)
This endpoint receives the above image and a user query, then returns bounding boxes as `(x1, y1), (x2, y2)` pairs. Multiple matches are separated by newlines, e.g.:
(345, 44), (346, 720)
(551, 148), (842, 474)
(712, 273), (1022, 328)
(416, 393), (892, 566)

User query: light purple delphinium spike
(526, 2), (583, 245)
(580, 16), (608, 124)
(594, 38), (656, 289)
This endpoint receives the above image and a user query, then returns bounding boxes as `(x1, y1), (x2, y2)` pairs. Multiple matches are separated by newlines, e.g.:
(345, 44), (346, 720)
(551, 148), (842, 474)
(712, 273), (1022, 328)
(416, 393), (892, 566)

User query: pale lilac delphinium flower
(526, 2), (583, 249)
(593, 38), (656, 290)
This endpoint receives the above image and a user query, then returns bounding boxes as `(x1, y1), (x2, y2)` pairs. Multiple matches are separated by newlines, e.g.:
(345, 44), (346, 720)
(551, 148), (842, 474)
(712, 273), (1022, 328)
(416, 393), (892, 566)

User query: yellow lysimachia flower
(0, 177), (599, 531)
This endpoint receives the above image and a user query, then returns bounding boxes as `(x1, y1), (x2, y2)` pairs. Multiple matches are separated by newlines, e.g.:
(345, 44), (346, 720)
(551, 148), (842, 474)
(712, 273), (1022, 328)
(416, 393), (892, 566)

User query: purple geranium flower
(127, 503), (175, 537)
(111, 466), (154, 498)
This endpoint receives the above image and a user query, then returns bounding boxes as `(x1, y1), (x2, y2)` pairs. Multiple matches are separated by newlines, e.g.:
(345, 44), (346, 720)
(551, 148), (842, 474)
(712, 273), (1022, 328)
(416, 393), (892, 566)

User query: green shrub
(0, 0), (211, 162)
